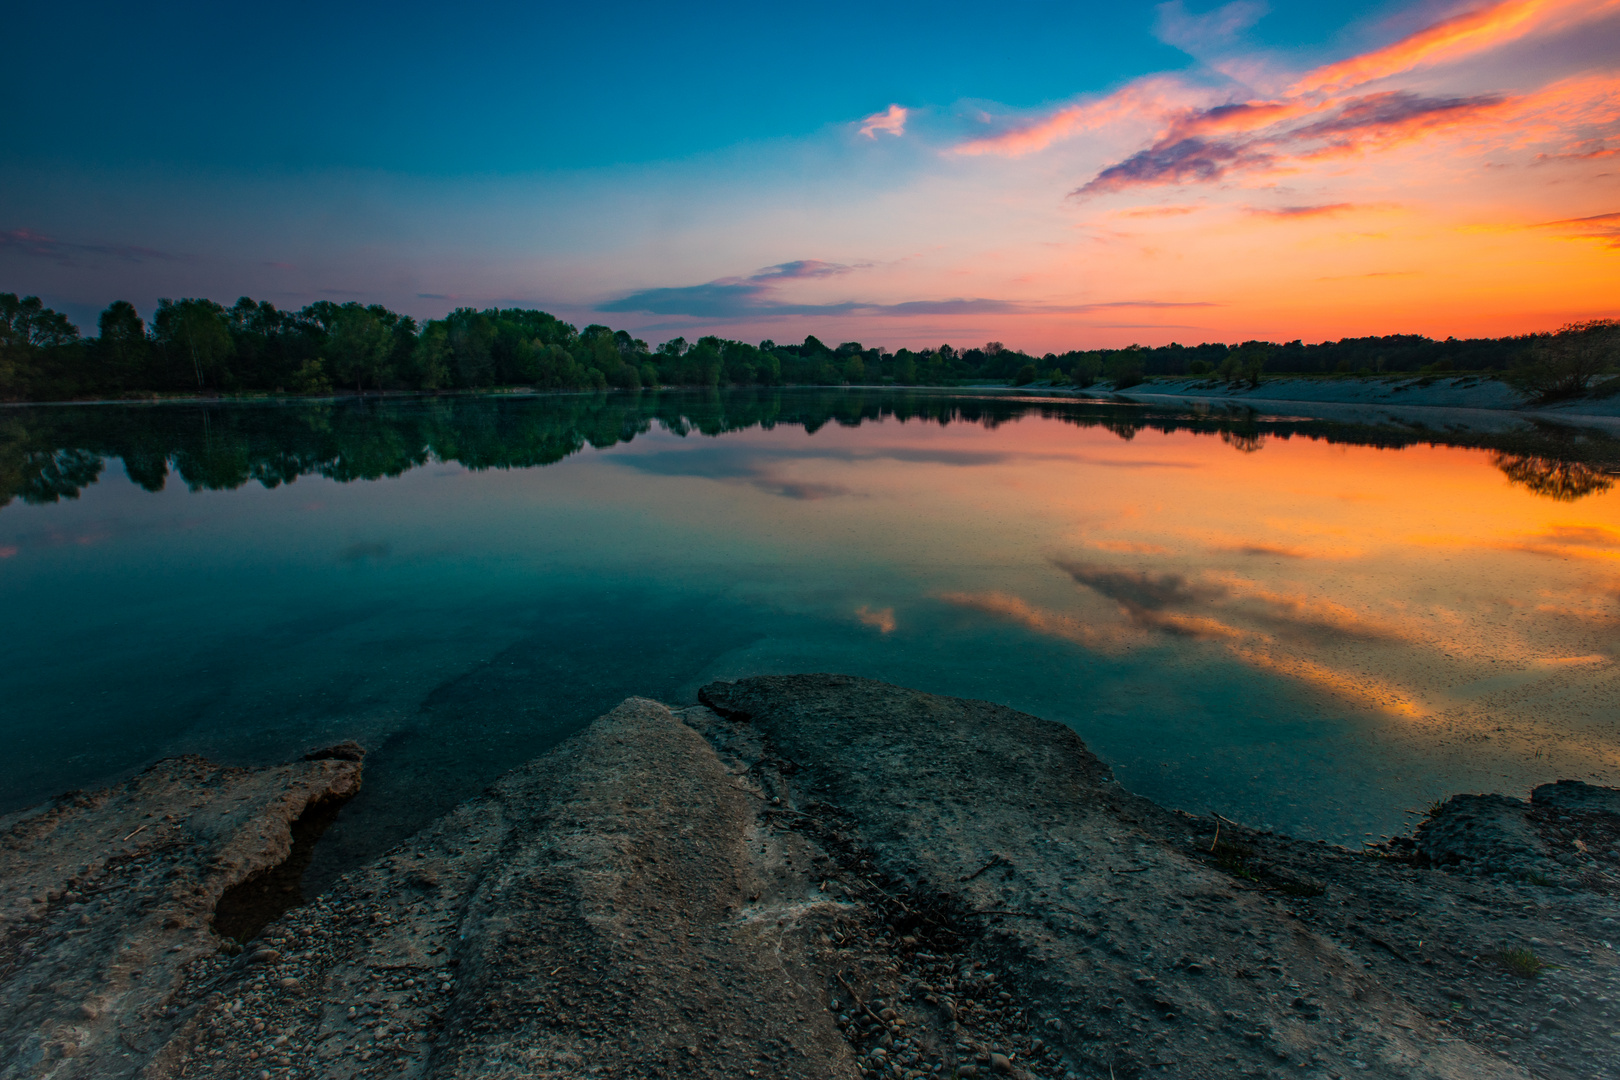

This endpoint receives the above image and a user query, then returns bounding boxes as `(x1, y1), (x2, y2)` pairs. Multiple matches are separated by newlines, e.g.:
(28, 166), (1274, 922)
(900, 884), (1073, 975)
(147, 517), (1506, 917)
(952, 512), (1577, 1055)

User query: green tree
(409, 323), (451, 390)
(1, 294), (80, 397)
(893, 352), (917, 384)
(443, 308), (496, 387)
(324, 303), (393, 392)
(290, 357), (333, 395)
(154, 299), (232, 389)
(1510, 320), (1619, 403)
(96, 301), (150, 391)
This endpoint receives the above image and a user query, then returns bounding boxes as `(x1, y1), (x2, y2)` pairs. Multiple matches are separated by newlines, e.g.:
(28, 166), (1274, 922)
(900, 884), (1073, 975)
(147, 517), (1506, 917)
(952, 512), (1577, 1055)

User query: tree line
(3, 389), (1615, 509)
(0, 291), (1612, 402)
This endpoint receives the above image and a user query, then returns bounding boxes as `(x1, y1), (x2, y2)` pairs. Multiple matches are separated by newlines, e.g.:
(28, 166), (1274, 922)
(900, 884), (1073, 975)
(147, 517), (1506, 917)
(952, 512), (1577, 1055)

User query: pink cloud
(859, 104), (908, 139)
(952, 78), (1191, 158)
(1292, 0), (1620, 95)
(951, 0), (1620, 206)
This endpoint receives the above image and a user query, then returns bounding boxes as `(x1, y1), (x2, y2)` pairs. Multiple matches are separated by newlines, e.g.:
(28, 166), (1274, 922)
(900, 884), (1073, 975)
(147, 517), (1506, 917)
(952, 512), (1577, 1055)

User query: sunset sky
(3, 0), (1617, 351)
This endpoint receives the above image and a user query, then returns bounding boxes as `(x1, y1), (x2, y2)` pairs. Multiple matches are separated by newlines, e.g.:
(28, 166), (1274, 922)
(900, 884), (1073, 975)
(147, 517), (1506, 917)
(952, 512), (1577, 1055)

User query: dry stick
(1209, 819), (1222, 853)
(836, 870), (917, 917)
(122, 824), (149, 842)
(960, 855), (1003, 882)
(835, 971), (887, 1027)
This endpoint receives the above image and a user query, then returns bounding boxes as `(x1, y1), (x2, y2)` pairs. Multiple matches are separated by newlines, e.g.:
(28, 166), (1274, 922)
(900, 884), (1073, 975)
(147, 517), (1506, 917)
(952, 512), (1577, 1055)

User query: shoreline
(3, 675), (1616, 1079)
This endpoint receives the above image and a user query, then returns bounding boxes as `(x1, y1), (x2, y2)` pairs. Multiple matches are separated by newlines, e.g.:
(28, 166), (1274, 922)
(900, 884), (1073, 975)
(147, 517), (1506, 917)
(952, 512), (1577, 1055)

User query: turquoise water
(3, 390), (1616, 883)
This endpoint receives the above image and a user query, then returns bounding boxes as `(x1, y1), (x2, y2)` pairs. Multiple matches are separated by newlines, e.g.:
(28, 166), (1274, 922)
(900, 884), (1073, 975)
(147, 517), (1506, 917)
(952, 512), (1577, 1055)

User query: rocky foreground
(2, 675), (1618, 1080)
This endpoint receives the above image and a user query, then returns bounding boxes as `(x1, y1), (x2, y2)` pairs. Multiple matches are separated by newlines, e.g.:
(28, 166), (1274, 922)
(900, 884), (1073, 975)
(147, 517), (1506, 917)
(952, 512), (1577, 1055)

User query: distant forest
(0, 291), (1591, 402)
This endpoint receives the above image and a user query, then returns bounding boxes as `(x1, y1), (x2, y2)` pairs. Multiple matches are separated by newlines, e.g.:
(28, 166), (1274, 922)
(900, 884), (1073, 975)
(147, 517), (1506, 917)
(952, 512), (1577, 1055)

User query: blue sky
(9, 0), (1375, 172)
(3, 0), (1616, 348)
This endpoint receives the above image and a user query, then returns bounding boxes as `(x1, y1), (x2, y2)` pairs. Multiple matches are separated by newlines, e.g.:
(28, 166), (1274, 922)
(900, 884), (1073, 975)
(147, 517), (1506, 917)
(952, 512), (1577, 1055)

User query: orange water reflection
(634, 413), (1619, 790)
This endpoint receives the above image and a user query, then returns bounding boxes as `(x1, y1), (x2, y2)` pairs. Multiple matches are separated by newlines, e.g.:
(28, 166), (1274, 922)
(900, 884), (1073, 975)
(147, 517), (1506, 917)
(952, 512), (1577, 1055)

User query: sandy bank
(2, 676), (1616, 1080)
(1054, 375), (1620, 432)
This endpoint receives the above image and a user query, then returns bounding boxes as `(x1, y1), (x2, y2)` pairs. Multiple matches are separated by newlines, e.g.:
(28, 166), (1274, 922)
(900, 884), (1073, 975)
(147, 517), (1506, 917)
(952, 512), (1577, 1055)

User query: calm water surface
(3, 390), (1616, 885)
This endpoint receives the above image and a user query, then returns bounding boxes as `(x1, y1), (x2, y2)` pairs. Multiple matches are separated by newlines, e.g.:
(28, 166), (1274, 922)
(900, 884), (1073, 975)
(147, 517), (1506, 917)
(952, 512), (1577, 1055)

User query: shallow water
(2, 390), (1616, 884)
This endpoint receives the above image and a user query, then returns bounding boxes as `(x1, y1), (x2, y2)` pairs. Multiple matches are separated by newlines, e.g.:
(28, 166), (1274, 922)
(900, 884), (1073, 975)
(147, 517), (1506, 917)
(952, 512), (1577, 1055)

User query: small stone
(989, 1052), (1013, 1074)
(78, 1003), (99, 1021)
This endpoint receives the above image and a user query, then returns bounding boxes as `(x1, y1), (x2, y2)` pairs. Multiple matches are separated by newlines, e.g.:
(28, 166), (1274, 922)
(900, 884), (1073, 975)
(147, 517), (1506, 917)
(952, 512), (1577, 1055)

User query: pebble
(989, 1052), (1013, 1074)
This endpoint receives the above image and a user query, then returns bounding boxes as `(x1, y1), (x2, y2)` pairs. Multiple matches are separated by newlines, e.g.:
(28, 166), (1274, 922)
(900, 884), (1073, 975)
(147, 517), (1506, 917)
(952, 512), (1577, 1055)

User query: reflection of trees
(16, 450), (103, 504)
(1220, 429), (1267, 454)
(1492, 453), (1616, 502)
(2, 389), (1619, 507)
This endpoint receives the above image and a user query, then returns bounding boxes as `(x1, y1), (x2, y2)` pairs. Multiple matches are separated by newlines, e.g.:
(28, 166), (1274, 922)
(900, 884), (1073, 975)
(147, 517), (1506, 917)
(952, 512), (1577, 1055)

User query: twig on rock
(960, 854), (1004, 882)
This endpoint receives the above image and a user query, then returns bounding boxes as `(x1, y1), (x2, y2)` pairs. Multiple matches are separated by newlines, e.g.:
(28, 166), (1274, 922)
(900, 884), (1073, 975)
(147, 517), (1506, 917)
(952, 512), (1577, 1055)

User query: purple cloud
(0, 227), (184, 266)
(1075, 90), (1506, 197)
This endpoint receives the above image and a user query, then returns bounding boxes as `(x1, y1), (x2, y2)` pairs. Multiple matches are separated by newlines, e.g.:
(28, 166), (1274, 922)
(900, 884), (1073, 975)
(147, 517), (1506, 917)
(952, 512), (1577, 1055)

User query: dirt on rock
(0, 744), (362, 1077)
(2, 675), (1618, 1080)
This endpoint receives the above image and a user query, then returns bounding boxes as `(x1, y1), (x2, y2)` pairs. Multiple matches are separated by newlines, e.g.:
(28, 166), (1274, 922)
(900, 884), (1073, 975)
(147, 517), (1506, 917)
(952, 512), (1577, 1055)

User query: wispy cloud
(1531, 209), (1620, 246)
(949, 0), (1620, 219)
(1075, 90), (1504, 196)
(951, 78), (1188, 158)
(940, 591), (1133, 652)
(0, 227), (184, 266)
(1291, 0), (1620, 95)
(1116, 205), (1204, 218)
(1246, 202), (1364, 218)
(599, 260), (1217, 320)
(1154, 0), (1269, 55)
(859, 104), (908, 139)
(1501, 522), (1620, 558)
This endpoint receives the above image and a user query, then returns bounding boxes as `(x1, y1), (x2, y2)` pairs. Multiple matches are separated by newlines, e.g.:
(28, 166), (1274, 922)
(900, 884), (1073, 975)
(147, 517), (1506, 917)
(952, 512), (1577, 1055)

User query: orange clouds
(1086, 538), (1173, 554)
(1294, 0), (1620, 94)
(951, 0), (1620, 206)
(945, 568), (1430, 716)
(1074, 90), (1510, 196)
(1503, 522), (1620, 558)
(951, 78), (1188, 157)
(856, 604), (898, 632)
(939, 591), (1129, 651)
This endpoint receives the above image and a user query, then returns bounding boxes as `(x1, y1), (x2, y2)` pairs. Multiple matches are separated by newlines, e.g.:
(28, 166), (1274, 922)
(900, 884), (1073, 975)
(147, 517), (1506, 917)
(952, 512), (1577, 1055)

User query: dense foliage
(1, 292), (1613, 402)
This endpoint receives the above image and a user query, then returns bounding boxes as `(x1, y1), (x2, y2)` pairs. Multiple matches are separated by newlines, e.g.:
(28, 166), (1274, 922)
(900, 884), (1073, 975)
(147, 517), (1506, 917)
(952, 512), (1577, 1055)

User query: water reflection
(2, 389), (1618, 872)
(1491, 453), (1615, 501)
(3, 389), (1617, 506)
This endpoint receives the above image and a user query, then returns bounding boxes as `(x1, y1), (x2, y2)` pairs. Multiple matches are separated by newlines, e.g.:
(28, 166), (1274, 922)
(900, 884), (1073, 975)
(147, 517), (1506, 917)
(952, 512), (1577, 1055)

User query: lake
(3, 389), (1616, 889)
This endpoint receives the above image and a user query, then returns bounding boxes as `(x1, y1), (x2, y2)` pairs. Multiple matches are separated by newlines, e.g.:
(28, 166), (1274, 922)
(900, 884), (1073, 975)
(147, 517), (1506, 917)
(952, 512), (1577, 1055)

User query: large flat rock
(4, 676), (1617, 1080)
(0, 745), (362, 1078)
